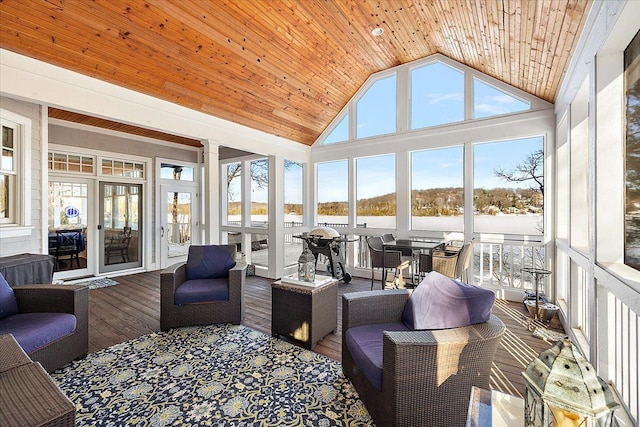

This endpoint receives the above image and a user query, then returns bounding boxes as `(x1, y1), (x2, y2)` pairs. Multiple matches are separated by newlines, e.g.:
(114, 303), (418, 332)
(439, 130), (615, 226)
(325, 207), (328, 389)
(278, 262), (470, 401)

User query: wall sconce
(297, 241), (316, 282)
(522, 337), (619, 427)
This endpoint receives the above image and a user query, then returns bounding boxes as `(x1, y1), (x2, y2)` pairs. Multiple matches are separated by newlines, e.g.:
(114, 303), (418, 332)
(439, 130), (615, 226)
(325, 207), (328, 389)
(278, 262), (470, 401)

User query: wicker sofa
(1, 282), (89, 373)
(160, 244), (246, 331)
(342, 287), (505, 427)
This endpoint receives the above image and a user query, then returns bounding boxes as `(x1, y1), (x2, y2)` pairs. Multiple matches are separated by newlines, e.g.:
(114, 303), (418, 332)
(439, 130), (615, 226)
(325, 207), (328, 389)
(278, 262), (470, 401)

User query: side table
(271, 276), (338, 349)
(0, 334), (75, 427)
(466, 386), (524, 427)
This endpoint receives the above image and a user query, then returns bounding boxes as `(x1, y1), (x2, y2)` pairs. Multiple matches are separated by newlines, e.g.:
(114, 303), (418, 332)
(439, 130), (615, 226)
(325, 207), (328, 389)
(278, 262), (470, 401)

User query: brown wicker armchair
(160, 244), (246, 331)
(342, 289), (505, 427)
(9, 284), (89, 373)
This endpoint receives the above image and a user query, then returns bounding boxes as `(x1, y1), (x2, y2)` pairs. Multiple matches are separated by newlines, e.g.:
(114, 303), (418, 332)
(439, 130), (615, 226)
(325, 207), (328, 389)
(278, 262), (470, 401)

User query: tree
(226, 159), (299, 201)
(494, 149), (544, 196)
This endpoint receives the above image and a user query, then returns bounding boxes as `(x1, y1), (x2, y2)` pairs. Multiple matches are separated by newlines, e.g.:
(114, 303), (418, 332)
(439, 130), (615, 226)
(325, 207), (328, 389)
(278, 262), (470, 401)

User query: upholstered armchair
(0, 273), (89, 373)
(160, 244), (246, 331)
(342, 271), (505, 427)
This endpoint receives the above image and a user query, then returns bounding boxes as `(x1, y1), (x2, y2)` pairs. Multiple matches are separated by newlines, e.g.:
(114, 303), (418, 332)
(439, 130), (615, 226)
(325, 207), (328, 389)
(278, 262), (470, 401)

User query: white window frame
(0, 109), (32, 237)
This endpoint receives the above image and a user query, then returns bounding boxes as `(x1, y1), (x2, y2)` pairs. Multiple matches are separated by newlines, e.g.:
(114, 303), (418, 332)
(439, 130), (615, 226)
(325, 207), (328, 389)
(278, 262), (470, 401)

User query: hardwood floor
(88, 270), (565, 398)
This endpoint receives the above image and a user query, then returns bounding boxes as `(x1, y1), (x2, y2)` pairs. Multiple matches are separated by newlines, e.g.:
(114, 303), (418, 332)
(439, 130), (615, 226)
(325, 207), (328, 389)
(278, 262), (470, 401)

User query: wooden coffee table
(271, 276), (338, 349)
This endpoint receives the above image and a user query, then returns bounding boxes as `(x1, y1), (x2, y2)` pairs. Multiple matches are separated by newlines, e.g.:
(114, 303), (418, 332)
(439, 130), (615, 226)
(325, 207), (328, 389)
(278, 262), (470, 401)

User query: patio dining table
(381, 239), (445, 286)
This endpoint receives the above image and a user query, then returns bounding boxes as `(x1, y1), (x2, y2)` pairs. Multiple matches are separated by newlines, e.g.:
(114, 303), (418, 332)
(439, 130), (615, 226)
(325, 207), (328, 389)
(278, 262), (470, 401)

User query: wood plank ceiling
(0, 0), (592, 146)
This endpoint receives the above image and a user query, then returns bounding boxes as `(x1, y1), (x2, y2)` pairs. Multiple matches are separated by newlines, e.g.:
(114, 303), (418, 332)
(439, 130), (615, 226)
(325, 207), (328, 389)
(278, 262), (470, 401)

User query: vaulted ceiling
(0, 0), (592, 146)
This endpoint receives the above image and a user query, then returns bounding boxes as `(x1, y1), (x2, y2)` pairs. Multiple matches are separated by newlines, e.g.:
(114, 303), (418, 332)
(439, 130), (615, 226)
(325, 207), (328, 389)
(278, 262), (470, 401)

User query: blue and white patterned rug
(51, 324), (373, 426)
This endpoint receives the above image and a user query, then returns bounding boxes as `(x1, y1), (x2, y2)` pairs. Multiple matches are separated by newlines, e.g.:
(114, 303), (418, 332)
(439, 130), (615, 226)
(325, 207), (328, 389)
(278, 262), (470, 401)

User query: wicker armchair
(9, 284), (89, 373)
(342, 289), (505, 427)
(160, 244), (246, 331)
(419, 238), (475, 281)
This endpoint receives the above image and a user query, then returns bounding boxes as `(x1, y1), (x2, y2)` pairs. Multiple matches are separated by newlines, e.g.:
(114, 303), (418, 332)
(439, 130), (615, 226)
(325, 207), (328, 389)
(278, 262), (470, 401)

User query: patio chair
(105, 226), (132, 265)
(419, 238), (475, 282)
(0, 273), (89, 373)
(49, 229), (85, 271)
(160, 244), (246, 331)
(342, 271), (504, 427)
(367, 236), (410, 290)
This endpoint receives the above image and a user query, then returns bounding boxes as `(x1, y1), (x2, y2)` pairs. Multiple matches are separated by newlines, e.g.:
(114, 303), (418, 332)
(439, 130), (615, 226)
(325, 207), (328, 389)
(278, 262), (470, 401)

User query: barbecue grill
(294, 227), (352, 283)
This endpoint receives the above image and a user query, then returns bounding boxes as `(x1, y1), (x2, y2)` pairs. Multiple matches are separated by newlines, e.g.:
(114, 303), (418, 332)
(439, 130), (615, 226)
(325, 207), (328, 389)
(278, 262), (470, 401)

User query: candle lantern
(297, 241), (316, 282)
(522, 337), (619, 427)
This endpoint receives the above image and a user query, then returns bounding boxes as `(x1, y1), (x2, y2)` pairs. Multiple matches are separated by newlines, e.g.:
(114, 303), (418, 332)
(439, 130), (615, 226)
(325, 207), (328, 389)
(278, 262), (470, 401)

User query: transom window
(48, 152), (95, 174)
(101, 158), (145, 179)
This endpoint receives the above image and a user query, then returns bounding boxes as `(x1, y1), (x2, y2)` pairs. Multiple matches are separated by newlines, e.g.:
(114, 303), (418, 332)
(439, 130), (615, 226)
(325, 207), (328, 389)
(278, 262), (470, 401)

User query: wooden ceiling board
(0, 0), (592, 146)
(48, 107), (202, 147)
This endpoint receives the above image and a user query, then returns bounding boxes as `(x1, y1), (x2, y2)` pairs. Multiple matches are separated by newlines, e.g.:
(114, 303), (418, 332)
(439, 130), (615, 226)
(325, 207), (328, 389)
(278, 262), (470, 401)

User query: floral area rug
(51, 324), (373, 426)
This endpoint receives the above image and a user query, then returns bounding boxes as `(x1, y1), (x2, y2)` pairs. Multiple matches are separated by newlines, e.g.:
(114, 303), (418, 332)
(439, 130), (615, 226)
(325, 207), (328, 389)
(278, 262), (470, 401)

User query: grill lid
(308, 226), (340, 239)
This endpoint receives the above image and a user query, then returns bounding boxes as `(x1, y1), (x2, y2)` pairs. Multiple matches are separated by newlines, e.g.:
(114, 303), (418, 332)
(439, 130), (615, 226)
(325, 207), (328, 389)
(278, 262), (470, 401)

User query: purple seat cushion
(0, 273), (19, 320)
(345, 322), (410, 391)
(0, 312), (77, 354)
(186, 245), (236, 280)
(402, 271), (495, 330)
(174, 278), (229, 305)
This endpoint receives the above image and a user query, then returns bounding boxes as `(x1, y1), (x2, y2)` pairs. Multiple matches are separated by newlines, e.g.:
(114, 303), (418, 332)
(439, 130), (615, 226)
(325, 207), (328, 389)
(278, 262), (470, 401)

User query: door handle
(161, 226), (164, 237)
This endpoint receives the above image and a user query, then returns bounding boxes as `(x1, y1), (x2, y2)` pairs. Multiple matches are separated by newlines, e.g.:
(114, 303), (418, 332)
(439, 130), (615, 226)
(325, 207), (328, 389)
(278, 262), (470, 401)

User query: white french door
(99, 182), (143, 273)
(160, 185), (197, 268)
(48, 178), (94, 280)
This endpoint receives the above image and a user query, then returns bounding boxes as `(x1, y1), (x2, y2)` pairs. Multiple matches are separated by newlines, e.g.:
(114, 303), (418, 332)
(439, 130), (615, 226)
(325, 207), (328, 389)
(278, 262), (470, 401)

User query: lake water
(312, 214), (543, 236)
(234, 213), (543, 235)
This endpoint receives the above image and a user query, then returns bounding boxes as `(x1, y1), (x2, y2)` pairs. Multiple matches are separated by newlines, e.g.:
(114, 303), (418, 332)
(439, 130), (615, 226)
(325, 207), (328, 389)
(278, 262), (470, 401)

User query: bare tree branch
(494, 149), (544, 196)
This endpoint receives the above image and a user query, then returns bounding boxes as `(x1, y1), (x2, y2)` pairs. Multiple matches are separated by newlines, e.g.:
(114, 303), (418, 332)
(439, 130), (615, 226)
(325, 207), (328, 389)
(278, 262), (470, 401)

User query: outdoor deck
(87, 270), (565, 398)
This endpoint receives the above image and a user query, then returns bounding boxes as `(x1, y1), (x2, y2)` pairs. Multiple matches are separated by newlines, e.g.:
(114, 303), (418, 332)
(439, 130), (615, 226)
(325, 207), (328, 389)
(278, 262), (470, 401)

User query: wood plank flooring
(88, 270), (565, 398)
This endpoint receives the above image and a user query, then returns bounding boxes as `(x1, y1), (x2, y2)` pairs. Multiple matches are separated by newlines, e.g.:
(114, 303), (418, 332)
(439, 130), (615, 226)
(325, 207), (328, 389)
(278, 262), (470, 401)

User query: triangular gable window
(473, 78), (531, 119)
(323, 113), (349, 145)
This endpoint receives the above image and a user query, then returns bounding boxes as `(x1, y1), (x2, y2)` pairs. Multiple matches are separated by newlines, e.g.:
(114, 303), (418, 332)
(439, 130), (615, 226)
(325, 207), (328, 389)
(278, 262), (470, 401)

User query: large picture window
(474, 137), (544, 236)
(317, 160), (348, 226)
(411, 146), (464, 231)
(250, 159), (269, 227)
(284, 160), (303, 225)
(625, 30), (640, 271)
(356, 154), (396, 229)
(225, 162), (242, 226)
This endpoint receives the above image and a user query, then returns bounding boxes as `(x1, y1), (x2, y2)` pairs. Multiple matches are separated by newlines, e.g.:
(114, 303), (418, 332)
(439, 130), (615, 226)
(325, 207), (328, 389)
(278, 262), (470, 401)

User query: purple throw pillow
(402, 271), (495, 330)
(0, 272), (19, 320)
(186, 245), (236, 280)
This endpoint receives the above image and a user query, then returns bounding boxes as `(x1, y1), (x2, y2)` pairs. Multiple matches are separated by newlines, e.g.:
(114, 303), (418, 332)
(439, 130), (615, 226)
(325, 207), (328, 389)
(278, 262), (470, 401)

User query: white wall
(0, 96), (43, 256)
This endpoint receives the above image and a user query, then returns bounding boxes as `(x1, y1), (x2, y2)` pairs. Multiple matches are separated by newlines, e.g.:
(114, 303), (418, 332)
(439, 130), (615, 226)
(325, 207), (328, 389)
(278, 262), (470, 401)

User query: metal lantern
(522, 337), (619, 427)
(297, 241), (316, 282)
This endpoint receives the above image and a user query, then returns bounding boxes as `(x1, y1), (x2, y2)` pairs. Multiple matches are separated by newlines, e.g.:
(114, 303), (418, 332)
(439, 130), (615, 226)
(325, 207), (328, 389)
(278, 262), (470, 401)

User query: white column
(201, 139), (220, 244)
(40, 104), (49, 254)
(269, 155), (285, 278)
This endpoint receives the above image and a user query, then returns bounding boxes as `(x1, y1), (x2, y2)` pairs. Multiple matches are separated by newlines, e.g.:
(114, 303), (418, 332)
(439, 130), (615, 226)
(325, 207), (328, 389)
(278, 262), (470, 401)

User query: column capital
(200, 139), (220, 153)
